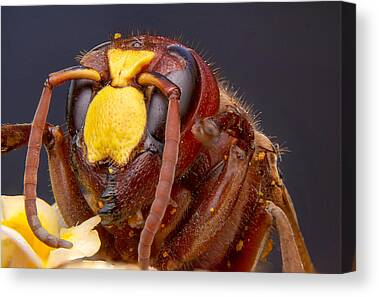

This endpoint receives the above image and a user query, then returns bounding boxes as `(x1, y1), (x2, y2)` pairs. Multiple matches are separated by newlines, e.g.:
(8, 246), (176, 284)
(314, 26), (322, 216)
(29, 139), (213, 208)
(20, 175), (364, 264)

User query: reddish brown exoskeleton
(1, 34), (314, 272)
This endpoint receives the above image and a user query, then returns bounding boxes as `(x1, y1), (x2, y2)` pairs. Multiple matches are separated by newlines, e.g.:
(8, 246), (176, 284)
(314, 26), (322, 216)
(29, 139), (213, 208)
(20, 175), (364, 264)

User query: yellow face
(83, 49), (155, 166)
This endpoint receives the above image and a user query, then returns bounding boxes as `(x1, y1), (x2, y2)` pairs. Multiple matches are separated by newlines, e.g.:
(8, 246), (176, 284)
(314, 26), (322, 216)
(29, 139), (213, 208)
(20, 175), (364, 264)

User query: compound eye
(66, 79), (95, 135)
(147, 46), (199, 142)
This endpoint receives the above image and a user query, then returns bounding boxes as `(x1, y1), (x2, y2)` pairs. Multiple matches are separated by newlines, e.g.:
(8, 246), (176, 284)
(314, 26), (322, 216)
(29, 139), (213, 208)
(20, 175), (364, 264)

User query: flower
(0, 195), (101, 268)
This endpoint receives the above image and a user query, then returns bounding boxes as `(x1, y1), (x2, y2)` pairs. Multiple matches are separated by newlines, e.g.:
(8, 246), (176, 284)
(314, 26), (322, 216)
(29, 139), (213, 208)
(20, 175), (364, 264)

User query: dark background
(1, 3), (349, 273)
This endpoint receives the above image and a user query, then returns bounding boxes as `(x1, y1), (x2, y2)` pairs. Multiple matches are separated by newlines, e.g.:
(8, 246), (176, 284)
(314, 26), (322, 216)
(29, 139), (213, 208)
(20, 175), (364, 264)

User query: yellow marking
(108, 49), (155, 87)
(114, 32), (122, 39)
(271, 180), (276, 186)
(108, 168), (114, 174)
(84, 86), (146, 166)
(2, 212), (57, 263)
(210, 207), (215, 214)
(258, 191), (264, 197)
(170, 208), (177, 215)
(163, 251), (169, 258)
(258, 152), (266, 161)
(259, 239), (273, 262)
(236, 240), (244, 252)
(97, 201), (104, 209)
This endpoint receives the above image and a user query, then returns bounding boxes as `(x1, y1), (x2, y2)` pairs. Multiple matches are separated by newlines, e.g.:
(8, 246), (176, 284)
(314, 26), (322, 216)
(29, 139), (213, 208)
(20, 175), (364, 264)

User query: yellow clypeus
(83, 85), (147, 166)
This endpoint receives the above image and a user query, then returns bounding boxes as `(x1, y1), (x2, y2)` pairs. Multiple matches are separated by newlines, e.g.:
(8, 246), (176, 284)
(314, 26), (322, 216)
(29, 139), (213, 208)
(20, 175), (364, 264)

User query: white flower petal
(46, 216), (101, 268)
(0, 225), (43, 268)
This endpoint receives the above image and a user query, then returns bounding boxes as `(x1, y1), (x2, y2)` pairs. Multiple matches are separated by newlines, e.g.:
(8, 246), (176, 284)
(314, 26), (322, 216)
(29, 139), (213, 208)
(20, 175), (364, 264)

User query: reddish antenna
(137, 72), (181, 270)
(24, 67), (101, 248)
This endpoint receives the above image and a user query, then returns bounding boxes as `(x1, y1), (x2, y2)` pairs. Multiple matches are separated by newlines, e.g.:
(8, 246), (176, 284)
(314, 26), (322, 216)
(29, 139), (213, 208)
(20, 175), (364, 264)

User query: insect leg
(193, 115), (314, 272)
(1, 123), (32, 153)
(264, 200), (306, 272)
(254, 132), (315, 272)
(1, 122), (93, 224)
(205, 144), (278, 272)
(155, 142), (251, 270)
(45, 125), (119, 260)
(1, 123), (67, 154)
(268, 175), (315, 272)
(137, 72), (181, 270)
(44, 125), (94, 226)
(192, 105), (255, 150)
(24, 67), (101, 249)
(150, 184), (192, 255)
(217, 203), (273, 272)
(1, 122), (118, 258)
(1, 123), (61, 154)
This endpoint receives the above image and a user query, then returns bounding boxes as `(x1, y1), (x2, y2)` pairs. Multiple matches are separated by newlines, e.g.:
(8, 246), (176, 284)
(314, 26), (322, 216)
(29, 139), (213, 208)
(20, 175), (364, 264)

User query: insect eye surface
(147, 46), (198, 142)
(66, 79), (95, 135)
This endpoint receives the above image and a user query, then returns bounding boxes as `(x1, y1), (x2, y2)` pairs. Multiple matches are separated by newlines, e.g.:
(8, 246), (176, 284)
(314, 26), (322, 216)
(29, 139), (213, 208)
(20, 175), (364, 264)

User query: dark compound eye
(147, 46), (199, 143)
(66, 79), (96, 135)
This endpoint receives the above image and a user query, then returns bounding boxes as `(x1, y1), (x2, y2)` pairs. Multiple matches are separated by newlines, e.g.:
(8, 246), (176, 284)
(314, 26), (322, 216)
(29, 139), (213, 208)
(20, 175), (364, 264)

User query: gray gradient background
(1, 3), (347, 273)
